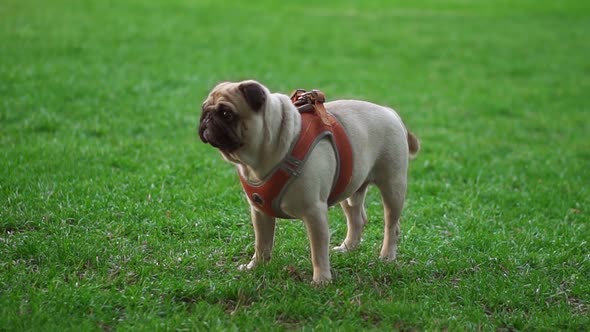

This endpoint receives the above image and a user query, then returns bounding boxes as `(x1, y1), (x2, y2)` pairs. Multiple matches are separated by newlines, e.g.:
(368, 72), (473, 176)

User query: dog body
(199, 80), (419, 284)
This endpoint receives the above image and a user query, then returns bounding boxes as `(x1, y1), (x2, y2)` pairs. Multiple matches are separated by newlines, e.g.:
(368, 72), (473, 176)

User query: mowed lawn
(1, 0), (589, 330)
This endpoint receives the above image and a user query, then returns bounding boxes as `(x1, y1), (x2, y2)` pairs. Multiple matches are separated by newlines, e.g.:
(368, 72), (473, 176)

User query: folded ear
(238, 81), (266, 111)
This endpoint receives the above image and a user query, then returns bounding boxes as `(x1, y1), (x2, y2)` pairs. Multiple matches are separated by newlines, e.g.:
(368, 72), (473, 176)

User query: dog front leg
(239, 206), (276, 270)
(302, 204), (332, 284)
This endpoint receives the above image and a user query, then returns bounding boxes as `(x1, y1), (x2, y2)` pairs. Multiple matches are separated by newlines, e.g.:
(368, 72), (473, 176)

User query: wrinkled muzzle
(198, 111), (242, 152)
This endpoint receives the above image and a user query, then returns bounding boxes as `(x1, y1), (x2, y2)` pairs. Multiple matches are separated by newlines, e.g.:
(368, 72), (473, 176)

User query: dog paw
(332, 242), (358, 253)
(238, 260), (256, 271)
(332, 244), (350, 253)
(379, 253), (397, 262)
(311, 279), (332, 287)
(311, 269), (333, 286)
(311, 276), (332, 286)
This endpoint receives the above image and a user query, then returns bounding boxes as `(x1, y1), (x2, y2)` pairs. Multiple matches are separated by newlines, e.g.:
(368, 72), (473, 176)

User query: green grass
(1, 0), (589, 330)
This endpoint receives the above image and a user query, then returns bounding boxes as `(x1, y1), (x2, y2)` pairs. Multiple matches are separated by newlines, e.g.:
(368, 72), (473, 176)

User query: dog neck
(229, 94), (301, 183)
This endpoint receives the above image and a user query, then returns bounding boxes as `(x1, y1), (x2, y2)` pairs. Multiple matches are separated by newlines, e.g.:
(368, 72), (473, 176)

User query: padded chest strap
(239, 90), (353, 219)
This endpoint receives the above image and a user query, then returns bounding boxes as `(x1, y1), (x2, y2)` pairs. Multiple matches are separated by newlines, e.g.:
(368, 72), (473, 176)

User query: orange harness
(239, 89), (353, 219)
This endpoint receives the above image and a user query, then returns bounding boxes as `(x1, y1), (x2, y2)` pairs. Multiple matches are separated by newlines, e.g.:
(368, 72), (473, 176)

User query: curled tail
(407, 131), (420, 158)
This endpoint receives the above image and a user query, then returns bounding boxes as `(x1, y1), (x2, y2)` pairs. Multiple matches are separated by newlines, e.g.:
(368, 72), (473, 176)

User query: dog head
(198, 80), (268, 153)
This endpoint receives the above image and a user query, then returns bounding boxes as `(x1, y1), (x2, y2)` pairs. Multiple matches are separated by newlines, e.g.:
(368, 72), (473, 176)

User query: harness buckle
(290, 89), (331, 127)
(281, 156), (302, 177)
(290, 89), (325, 108)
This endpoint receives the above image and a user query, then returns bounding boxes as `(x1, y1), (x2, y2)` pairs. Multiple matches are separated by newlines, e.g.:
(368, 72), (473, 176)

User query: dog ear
(238, 81), (266, 111)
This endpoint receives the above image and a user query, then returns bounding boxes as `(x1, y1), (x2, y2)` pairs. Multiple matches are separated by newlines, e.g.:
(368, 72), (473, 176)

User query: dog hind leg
(333, 184), (368, 253)
(376, 176), (406, 261)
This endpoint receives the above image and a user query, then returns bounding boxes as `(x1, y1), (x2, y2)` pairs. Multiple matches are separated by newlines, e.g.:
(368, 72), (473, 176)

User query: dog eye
(218, 106), (235, 121)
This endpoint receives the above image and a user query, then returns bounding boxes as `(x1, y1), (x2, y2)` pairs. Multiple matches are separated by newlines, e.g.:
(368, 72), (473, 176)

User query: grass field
(1, 0), (589, 330)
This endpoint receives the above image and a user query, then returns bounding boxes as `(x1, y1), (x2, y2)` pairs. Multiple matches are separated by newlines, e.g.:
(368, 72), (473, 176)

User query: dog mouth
(198, 112), (242, 152)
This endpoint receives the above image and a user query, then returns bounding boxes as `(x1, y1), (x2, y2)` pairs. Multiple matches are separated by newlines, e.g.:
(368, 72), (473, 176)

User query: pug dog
(199, 80), (419, 284)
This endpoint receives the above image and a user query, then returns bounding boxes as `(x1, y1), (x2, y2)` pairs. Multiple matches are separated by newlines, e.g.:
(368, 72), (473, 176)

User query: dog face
(199, 81), (267, 153)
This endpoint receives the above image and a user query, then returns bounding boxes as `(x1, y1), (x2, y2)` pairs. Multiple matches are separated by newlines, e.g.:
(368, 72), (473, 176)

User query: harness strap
(239, 90), (353, 219)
